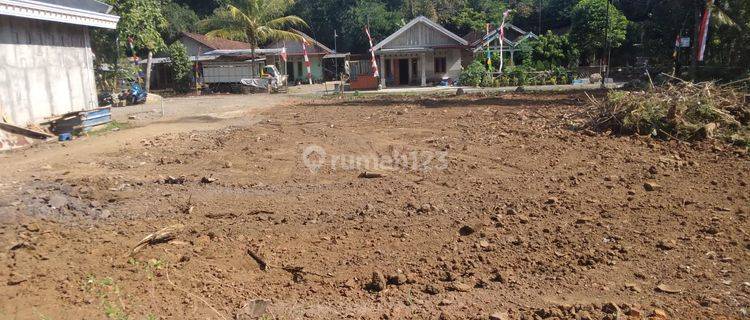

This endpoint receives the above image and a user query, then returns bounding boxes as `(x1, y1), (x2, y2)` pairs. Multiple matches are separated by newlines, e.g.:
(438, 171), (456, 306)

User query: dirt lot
(0, 92), (748, 320)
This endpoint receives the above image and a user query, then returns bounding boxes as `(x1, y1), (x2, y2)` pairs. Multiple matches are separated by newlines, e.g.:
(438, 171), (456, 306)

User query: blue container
(58, 133), (72, 141)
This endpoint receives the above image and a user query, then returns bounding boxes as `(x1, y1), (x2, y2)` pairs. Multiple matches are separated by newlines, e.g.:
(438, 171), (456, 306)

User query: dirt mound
(0, 92), (748, 319)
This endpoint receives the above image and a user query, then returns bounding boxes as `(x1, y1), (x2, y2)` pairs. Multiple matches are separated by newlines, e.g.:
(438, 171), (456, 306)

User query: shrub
(167, 42), (192, 93)
(460, 60), (490, 87)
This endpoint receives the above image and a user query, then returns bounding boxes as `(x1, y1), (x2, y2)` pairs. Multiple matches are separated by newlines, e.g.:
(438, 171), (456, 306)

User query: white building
(0, 0), (119, 126)
(372, 16), (468, 88)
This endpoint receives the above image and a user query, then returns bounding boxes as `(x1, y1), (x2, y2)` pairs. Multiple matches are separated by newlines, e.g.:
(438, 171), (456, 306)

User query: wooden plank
(0, 122), (54, 139)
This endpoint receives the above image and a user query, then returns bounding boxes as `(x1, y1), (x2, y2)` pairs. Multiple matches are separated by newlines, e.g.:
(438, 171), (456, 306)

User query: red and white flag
(302, 39), (312, 84)
(365, 26), (380, 78)
(280, 43), (287, 62)
(696, 0), (713, 62)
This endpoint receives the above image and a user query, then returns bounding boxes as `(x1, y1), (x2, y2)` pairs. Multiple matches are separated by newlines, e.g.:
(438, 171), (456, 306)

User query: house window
(434, 57), (447, 74)
(297, 61), (303, 78)
(385, 59), (392, 78)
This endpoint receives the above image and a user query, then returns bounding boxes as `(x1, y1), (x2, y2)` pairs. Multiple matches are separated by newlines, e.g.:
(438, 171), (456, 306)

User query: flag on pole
(280, 42), (287, 62)
(485, 23), (492, 69)
(365, 26), (380, 78)
(302, 39), (312, 84)
(673, 34), (680, 59)
(696, 0), (713, 62)
(498, 10), (510, 74)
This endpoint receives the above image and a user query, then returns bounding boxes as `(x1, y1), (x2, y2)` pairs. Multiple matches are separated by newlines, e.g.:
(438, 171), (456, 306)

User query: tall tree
(570, 0), (628, 64)
(340, 0), (402, 52)
(288, 0), (355, 53)
(161, 1), (200, 43)
(201, 0), (308, 77)
(113, 0), (167, 92)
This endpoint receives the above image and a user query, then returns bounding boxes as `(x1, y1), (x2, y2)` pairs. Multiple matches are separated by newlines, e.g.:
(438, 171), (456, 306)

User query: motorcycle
(118, 82), (148, 105)
(97, 91), (114, 107)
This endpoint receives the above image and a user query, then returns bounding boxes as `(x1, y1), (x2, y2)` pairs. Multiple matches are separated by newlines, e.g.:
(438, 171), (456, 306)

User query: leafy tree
(173, 0), (227, 17)
(288, 0), (356, 52)
(167, 42), (193, 92)
(526, 31), (579, 69)
(112, 0), (168, 91)
(340, 0), (402, 52)
(446, 7), (487, 35)
(511, 0), (577, 33)
(570, 0), (628, 64)
(467, 0), (506, 25)
(161, 1), (200, 43)
(201, 0), (308, 76)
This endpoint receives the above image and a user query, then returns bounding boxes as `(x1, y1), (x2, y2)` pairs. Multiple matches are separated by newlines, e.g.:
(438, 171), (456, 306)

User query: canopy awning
(376, 47), (434, 54)
(138, 55), (218, 65)
(203, 48), (283, 56)
(323, 53), (350, 59)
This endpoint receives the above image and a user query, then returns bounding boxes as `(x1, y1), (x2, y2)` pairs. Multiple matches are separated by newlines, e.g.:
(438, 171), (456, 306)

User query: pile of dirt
(581, 82), (749, 145)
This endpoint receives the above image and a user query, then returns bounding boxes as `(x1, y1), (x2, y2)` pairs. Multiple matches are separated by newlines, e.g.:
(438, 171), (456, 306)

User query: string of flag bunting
(365, 26), (380, 78)
(301, 38), (312, 84)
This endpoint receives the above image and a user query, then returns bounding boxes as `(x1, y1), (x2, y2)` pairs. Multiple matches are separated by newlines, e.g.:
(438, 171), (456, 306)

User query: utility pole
(538, 0), (542, 35)
(601, 0), (610, 88)
(334, 29), (339, 79)
(114, 35), (120, 91)
(605, 0), (612, 84)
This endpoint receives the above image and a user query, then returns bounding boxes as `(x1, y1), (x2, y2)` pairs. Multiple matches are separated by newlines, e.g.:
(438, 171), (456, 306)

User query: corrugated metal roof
(33, 0), (111, 13)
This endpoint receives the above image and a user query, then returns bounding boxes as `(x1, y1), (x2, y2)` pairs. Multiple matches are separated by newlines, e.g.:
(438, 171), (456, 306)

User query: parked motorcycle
(118, 82), (148, 105)
(97, 91), (114, 107)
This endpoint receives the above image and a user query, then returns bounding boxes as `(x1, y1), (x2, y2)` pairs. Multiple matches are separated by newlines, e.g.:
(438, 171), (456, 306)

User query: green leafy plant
(460, 60), (490, 87)
(167, 42), (193, 93)
(526, 31), (580, 70)
(570, 0), (628, 65)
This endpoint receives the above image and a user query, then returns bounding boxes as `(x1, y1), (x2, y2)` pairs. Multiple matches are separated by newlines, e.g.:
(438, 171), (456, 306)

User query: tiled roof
(181, 32), (253, 50)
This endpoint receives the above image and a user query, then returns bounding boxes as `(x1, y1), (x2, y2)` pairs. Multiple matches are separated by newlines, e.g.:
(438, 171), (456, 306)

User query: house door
(398, 59), (409, 85)
(286, 61), (295, 80)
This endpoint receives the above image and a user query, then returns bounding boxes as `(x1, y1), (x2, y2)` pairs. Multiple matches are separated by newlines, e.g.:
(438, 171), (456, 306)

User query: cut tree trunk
(145, 51), (153, 92)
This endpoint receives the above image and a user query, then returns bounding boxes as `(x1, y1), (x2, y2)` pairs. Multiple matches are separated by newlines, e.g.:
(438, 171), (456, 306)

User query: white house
(0, 0), (119, 126)
(372, 16), (468, 88)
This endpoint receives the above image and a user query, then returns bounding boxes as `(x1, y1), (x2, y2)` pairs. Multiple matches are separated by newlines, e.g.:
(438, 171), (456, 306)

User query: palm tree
(710, 0), (748, 32)
(201, 0), (308, 77)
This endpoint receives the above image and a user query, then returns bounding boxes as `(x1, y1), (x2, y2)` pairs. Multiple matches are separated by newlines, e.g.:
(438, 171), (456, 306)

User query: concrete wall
(267, 55), (324, 83)
(0, 15), (97, 126)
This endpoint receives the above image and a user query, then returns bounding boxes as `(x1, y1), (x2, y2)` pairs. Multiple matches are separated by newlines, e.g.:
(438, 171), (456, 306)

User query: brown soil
(0, 92), (748, 320)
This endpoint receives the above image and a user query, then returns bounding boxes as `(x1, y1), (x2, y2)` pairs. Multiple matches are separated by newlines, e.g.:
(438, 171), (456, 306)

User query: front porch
(379, 49), (429, 88)
(377, 48), (462, 88)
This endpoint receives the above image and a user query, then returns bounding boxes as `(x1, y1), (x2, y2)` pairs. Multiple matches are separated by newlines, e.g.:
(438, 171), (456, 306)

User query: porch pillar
(380, 54), (386, 89)
(420, 52), (426, 87)
(408, 56), (413, 85)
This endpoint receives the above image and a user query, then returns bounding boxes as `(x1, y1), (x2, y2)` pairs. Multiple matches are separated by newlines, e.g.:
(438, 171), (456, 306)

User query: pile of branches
(582, 79), (749, 146)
